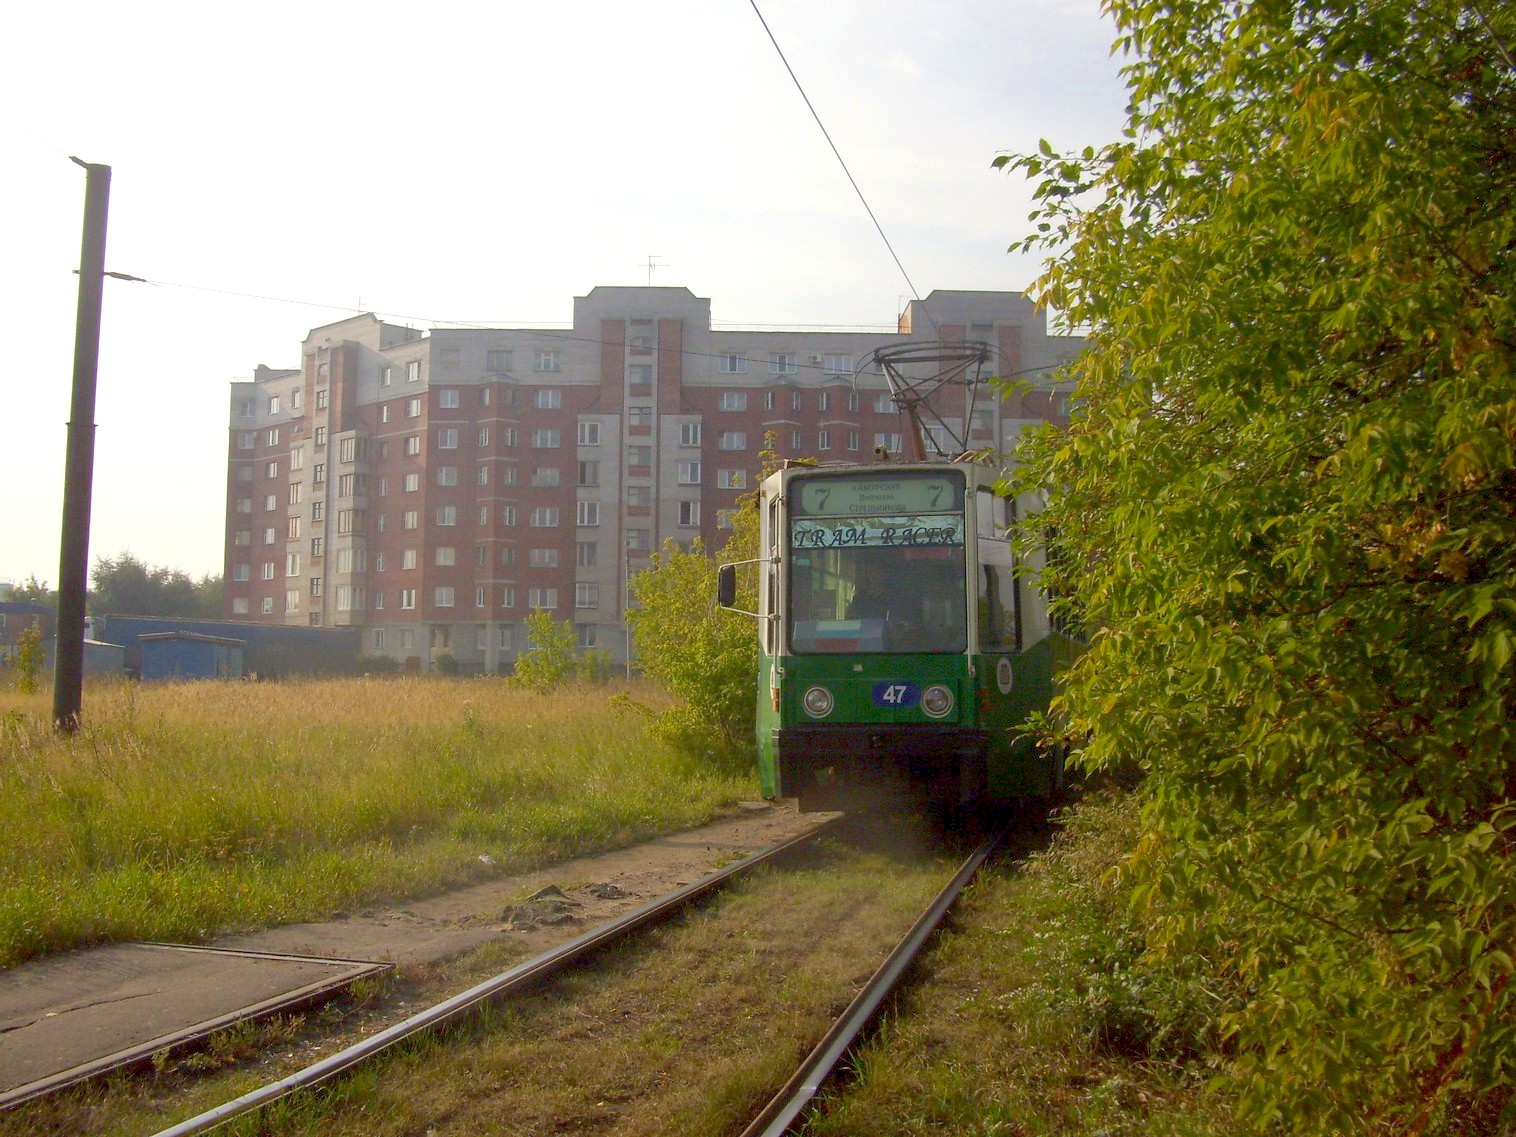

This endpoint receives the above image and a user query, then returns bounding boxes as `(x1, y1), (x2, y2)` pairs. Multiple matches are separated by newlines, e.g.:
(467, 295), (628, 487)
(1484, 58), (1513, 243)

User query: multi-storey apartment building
(224, 286), (1080, 671)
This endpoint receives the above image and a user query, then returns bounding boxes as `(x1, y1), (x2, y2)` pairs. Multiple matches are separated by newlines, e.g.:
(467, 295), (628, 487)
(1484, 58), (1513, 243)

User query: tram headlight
(802, 685), (834, 718)
(921, 684), (954, 719)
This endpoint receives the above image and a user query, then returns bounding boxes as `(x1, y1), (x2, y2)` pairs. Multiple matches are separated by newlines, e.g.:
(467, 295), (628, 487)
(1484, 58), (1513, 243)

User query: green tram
(720, 460), (1072, 812)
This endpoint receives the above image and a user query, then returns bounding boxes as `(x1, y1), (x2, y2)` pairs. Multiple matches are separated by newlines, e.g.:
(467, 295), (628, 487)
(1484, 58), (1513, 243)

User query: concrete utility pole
(53, 158), (111, 733)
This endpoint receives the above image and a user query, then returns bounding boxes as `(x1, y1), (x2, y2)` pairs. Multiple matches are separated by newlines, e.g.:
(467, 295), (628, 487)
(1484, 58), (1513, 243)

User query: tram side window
(765, 496), (779, 655)
(976, 490), (1020, 652)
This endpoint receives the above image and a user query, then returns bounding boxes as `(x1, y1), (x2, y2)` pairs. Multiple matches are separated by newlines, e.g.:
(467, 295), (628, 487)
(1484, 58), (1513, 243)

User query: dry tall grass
(0, 678), (754, 967)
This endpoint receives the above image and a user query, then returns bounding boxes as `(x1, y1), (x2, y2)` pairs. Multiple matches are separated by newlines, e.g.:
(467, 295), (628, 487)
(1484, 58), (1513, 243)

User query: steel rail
(737, 829), (1003, 1137)
(150, 817), (844, 1137)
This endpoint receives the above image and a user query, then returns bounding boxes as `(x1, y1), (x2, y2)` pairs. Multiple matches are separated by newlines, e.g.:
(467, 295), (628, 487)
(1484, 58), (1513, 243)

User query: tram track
(142, 815), (1001, 1137)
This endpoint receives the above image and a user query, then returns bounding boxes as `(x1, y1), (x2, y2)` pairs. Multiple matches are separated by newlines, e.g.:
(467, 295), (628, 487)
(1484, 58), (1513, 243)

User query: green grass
(803, 790), (1242, 1137)
(0, 677), (756, 967)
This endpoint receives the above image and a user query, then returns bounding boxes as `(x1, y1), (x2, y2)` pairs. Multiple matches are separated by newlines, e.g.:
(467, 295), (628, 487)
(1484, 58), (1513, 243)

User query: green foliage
(12, 624), (43, 695)
(1002, 3), (1515, 1134)
(626, 537), (756, 765)
(355, 653), (400, 675)
(511, 611), (580, 692)
(90, 552), (221, 618)
(7, 574), (57, 609)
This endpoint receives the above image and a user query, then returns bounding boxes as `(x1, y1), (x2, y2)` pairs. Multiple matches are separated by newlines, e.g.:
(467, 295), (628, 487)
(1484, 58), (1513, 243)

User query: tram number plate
(872, 681), (920, 708)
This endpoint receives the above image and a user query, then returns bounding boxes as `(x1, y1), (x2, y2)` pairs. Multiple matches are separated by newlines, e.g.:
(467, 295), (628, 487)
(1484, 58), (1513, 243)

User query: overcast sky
(1, 0), (1128, 586)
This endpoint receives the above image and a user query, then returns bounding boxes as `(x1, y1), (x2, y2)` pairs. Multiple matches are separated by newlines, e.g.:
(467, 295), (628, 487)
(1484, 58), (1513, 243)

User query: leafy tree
(90, 553), (221, 619)
(511, 611), (580, 692)
(7, 575), (57, 609)
(626, 537), (756, 764)
(1001, 2), (1514, 1133)
(11, 624), (43, 694)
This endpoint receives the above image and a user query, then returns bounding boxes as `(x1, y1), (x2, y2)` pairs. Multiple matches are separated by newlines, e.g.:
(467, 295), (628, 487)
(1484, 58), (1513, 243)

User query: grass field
(0, 677), (756, 968)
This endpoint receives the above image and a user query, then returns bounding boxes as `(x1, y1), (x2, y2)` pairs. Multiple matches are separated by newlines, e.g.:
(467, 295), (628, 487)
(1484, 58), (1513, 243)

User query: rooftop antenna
(869, 341), (994, 461)
(640, 255), (667, 286)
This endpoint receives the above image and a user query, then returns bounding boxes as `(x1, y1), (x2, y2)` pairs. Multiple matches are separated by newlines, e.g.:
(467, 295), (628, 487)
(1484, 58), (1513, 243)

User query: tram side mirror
(716, 564), (737, 609)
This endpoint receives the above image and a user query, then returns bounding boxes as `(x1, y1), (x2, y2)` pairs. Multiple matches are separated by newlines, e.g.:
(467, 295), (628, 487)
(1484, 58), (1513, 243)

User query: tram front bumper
(773, 723), (989, 807)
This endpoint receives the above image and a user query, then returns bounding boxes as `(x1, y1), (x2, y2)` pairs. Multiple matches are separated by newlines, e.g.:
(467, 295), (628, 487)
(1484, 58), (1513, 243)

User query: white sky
(1, 0), (1127, 585)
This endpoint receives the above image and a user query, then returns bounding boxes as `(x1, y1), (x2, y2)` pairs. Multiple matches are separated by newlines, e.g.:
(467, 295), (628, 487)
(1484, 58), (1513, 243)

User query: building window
(315, 388), (328, 410)
(437, 466), (459, 487)
(532, 467), (560, 487)
(402, 510), (419, 530)
(628, 363), (654, 385)
(435, 547), (457, 566)
(286, 551), (301, 576)
(439, 388), (460, 409)
(261, 562), (276, 581)
(575, 583), (599, 609)
(848, 430), (860, 450)
(576, 540), (597, 567)
(577, 625), (598, 649)
(233, 564), (250, 582)
(769, 352), (797, 375)
(530, 548), (559, 568)
(530, 428), (560, 448)
(535, 350), (561, 372)
(380, 366), (393, 387)
(435, 586), (455, 608)
(436, 505), (457, 526)
(818, 391), (831, 412)
(310, 536), (324, 558)
(287, 516), (302, 539)
(873, 392), (894, 414)
(626, 486), (652, 508)
(476, 546), (488, 566)
(310, 577), (323, 597)
(263, 527), (277, 545)
(402, 549), (418, 570)
(679, 501), (701, 527)
(679, 422), (701, 446)
(289, 482), (303, 505)
(232, 597), (250, 615)
(577, 421), (601, 446)
(628, 406), (653, 428)
(265, 494), (278, 512)
(577, 461), (599, 486)
(267, 428), (281, 446)
(475, 587), (488, 609)
(718, 355), (748, 375)
(720, 391), (748, 410)
(400, 589), (417, 610)
(313, 464), (327, 485)
(285, 589), (299, 612)
(234, 530), (251, 547)
(847, 391), (860, 413)
(576, 501), (600, 526)
(261, 597), (275, 615)
(477, 465), (490, 486)
(437, 428), (459, 449)
(501, 587), (516, 609)
(764, 390), (777, 411)
(237, 432), (255, 450)
(626, 528), (652, 552)
(531, 506), (560, 527)
(874, 432), (902, 453)
(235, 497), (253, 515)
(407, 360), (422, 382)
(818, 430), (832, 451)
(791, 430), (803, 451)
(528, 587), (558, 610)
(629, 333), (653, 354)
(315, 426), (327, 446)
(336, 547), (367, 574)
(336, 509), (366, 534)
(487, 349), (513, 372)
(718, 431), (747, 451)
(266, 459), (279, 479)
(677, 460), (700, 485)
(405, 397), (422, 419)
(824, 354), (852, 374)
(718, 469), (746, 489)
(627, 444), (652, 467)
(502, 506), (518, 526)
(373, 629), (386, 651)
(534, 389), (561, 409)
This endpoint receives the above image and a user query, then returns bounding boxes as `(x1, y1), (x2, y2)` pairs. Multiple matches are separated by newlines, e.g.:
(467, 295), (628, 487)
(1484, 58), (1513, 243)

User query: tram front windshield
(786, 473), (967, 655)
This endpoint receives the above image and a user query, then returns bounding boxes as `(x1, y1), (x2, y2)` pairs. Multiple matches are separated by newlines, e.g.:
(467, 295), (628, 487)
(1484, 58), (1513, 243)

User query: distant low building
(0, 602), (53, 664)
(139, 632), (245, 681)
